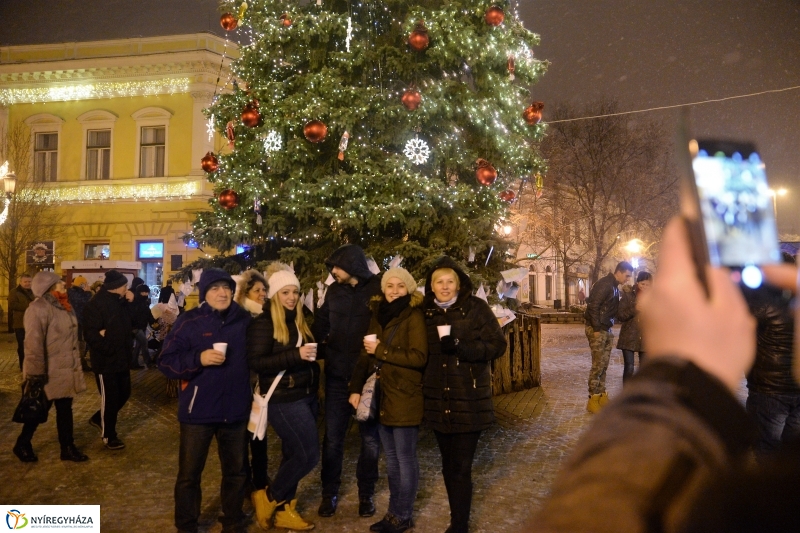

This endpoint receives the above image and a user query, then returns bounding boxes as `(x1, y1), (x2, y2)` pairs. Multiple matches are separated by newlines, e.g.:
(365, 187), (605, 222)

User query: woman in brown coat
(13, 271), (88, 463)
(349, 267), (427, 533)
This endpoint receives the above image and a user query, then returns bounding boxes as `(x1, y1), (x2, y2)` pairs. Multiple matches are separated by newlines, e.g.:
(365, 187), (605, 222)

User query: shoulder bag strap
(375, 324), (400, 373)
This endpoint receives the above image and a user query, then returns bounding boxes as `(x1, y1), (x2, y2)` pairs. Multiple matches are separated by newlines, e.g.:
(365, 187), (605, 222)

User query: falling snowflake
(206, 115), (215, 142)
(263, 130), (282, 153)
(404, 137), (430, 165)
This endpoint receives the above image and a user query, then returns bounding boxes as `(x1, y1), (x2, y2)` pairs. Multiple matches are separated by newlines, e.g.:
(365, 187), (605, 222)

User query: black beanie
(137, 284), (151, 294)
(103, 270), (128, 290)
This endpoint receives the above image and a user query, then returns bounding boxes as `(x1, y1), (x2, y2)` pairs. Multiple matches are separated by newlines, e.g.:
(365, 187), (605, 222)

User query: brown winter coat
(616, 285), (643, 352)
(349, 292), (428, 427)
(23, 293), (87, 400)
(9, 284), (34, 329)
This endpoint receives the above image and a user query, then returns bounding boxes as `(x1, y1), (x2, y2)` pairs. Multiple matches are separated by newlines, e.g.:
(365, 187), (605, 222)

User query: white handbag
(247, 325), (303, 440)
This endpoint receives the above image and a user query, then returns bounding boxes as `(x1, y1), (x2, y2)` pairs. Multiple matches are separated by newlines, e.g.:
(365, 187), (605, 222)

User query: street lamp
(0, 160), (17, 226)
(769, 187), (787, 225)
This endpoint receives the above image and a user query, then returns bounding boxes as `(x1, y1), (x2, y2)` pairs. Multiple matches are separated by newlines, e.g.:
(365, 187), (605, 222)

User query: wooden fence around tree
(492, 312), (542, 395)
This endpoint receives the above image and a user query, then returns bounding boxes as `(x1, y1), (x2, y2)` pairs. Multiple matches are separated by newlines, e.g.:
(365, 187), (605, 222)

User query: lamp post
(769, 187), (787, 226)
(0, 160), (18, 226)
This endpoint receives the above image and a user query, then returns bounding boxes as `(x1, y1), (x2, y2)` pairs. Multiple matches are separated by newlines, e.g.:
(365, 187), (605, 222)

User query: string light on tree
(404, 137), (431, 165)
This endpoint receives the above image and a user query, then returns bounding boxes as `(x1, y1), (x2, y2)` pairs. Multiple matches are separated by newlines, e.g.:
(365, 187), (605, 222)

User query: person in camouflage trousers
(583, 261), (633, 413)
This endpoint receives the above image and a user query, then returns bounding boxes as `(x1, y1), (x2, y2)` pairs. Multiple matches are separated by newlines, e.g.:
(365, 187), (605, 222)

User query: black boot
(359, 496), (376, 517)
(13, 442), (37, 463)
(318, 495), (337, 517)
(61, 444), (89, 462)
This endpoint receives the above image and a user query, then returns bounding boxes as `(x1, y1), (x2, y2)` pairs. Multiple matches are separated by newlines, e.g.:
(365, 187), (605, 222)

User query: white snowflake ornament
(263, 130), (282, 153)
(404, 137), (431, 165)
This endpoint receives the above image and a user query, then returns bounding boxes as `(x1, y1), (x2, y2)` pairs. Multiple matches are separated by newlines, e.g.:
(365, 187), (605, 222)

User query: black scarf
(284, 306), (297, 324)
(377, 294), (411, 328)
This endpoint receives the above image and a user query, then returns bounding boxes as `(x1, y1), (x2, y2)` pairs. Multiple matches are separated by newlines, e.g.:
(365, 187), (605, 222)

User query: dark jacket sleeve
(456, 298), (507, 363)
(158, 314), (204, 380)
(585, 278), (612, 332)
(616, 289), (636, 323)
(531, 358), (755, 533)
(82, 299), (110, 354)
(348, 354), (374, 394)
(8, 290), (27, 313)
(247, 314), (303, 375)
(312, 297), (331, 359)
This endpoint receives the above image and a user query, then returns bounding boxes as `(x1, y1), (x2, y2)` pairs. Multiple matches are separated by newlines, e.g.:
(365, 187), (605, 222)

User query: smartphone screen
(691, 140), (781, 268)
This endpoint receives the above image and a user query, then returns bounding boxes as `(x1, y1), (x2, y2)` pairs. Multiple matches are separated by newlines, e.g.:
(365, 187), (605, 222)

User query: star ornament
(263, 130), (282, 153)
(404, 137), (431, 165)
(206, 115), (215, 142)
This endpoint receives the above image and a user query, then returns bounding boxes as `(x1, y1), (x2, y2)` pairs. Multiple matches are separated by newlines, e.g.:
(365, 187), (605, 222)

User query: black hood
(424, 256), (473, 302)
(325, 244), (375, 282)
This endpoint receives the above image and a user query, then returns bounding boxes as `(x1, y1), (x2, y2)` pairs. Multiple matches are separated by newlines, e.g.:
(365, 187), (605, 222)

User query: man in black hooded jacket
(312, 244), (382, 518)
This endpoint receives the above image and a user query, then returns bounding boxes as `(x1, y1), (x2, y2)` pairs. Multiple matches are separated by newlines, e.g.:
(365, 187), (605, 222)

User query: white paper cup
(305, 343), (318, 361)
(437, 325), (451, 339)
(213, 343), (228, 356)
(364, 334), (378, 343)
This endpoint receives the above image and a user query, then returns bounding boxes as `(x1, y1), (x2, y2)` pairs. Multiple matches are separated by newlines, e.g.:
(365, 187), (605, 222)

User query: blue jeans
(268, 395), (320, 502)
(175, 420), (247, 533)
(621, 350), (645, 384)
(321, 376), (380, 498)
(746, 390), (800, 454)
(378, 425), (420, 521)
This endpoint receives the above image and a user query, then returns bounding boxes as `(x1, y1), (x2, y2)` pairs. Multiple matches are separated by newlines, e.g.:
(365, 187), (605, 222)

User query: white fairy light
(263, 130), (282, 153)
(0, 78), (191, 105)
(404, 138), (431, 165)
(346, 16), (353, 52)
(0, 197), (9, 226)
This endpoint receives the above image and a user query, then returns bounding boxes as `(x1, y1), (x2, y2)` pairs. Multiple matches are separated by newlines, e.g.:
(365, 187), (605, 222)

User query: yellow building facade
(0, 33), (235, 302)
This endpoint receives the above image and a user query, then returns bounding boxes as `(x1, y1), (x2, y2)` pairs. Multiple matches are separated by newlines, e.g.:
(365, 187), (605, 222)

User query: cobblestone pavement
(0, 325), (663, 532)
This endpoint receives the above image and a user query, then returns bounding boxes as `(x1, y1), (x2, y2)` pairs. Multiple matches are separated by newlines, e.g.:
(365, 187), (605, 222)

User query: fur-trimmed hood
(423, 256), (474, 304)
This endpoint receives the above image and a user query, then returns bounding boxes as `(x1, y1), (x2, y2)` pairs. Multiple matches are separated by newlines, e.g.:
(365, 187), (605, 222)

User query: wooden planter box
(492, 313), (542, 395)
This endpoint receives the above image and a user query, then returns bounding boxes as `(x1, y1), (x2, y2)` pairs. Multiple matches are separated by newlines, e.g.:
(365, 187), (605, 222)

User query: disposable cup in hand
(305, 343), (318, 361)
(213, 343), (228, 356)
(437, 325), (451, 339)
(364, 334), (377, 343)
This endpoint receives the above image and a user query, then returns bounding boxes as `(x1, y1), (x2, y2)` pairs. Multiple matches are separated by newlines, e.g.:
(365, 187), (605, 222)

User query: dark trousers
(621, 350), (645, 384)
(246, 432), (270, 490)
(434, 430), (482, 533)
(321, 376), (380, 498)
(132, 329), (150, 366)
(746, 391), (800, 455)
(17, 397), (75, 448)
(269, 395), (320, 502)
(15, 328), (25, 370)
(379, 424), (420, 521)
(175, 420), (247, 533)
(91, 370), (131, 440)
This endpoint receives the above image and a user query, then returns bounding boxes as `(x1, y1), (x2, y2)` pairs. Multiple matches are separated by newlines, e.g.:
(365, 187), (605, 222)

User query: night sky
(517, 0), (800, 234)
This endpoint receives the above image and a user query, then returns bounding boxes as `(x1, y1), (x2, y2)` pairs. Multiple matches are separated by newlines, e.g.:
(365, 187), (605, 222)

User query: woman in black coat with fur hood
(422, 257), (507, 533)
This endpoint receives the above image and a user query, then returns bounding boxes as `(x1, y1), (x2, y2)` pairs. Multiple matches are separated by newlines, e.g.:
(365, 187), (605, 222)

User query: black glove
(440, 335), (458, 354)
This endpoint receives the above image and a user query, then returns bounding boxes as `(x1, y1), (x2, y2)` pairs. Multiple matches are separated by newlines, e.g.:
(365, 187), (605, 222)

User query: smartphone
(678, 121), (781, 293)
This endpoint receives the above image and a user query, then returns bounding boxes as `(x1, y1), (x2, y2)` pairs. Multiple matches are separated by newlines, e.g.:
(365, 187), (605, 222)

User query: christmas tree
(191, 0), (546, 283)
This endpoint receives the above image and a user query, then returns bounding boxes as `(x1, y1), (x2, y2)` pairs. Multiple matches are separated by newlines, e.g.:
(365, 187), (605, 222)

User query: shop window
(85, 243), (110, 260)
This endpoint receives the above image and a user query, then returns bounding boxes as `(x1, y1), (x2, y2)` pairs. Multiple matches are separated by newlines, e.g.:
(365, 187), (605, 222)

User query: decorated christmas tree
(191, 0), (546, 283)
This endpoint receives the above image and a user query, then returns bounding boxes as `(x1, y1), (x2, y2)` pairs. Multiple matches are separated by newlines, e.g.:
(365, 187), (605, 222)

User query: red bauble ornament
(303, 120), (328, 143)
(218, 189), (240, 210)
(201, 152), (219, 173)
(401, 88), (422, 111)
(241, 102), (261, 128)
(220, 13), (238, 32)
(523, 101), (545, 125)
(408, 21), (429, 52)
(475, 159), (498, 186)
(485, 6), (505, 26)
(280, 13), (292, 27)
(499, 189), (516, 203)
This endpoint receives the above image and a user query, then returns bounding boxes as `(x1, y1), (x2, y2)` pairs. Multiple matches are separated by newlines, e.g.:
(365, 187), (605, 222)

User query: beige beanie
(381, 267), (417, 294)
(267, 270), (301, 299)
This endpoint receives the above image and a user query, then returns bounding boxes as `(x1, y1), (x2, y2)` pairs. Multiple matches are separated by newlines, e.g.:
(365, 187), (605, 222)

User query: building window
(140, 126), (166, 177)
(86, 130), (111, 180)
(85, 243), (110, 260)
(132, 107), (171, 179)
(34, 132), (58, 182)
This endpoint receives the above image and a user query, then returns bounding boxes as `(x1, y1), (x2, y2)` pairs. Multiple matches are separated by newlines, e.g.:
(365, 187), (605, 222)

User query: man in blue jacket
(159, 269), (252, 533)
(312, 244), (382, 518)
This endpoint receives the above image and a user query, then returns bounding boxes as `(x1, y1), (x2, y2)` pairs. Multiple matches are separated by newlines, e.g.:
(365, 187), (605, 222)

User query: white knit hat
(267, 270), (301, 299)
(381, 267), (417, 294)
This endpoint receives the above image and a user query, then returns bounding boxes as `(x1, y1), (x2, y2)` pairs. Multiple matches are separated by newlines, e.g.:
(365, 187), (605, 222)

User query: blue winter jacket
(159, 300), (252, 424)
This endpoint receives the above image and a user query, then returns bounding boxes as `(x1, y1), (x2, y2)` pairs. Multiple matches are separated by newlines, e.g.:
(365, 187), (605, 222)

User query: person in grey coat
(616, 271), (652, 384)
(13, 271), (89, 463)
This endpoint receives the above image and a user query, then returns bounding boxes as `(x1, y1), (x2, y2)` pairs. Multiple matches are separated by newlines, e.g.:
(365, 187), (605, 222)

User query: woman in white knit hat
(348, 266), (428, 533)
(246, 263), (319, 531)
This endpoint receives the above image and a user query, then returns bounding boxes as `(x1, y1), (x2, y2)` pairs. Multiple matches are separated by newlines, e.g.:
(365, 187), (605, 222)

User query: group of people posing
(157, 244), (507, 533)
